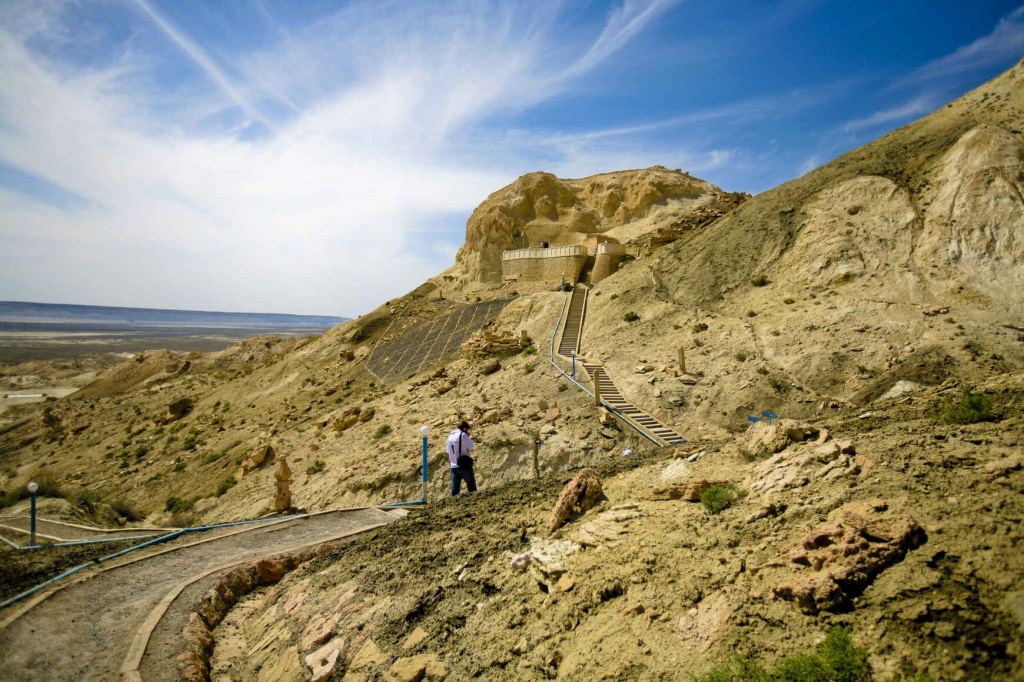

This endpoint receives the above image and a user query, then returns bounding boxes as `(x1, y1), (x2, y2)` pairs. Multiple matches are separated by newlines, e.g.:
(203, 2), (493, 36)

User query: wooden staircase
(583, 362), (686, 446)
(557, 285), (587, 356)
(553, 283), (685, 447)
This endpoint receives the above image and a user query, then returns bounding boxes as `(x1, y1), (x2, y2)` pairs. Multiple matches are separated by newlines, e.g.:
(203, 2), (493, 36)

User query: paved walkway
(0, 508), (402, 681)
(0, 515), (164, 543)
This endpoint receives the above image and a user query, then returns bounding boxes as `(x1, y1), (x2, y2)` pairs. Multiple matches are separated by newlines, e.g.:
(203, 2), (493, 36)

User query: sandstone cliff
(455, 166), (723, 283)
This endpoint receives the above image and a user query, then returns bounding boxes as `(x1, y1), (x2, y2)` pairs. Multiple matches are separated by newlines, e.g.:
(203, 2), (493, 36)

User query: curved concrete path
(0, 515), (164, 543)
(0, 507), (402, 681)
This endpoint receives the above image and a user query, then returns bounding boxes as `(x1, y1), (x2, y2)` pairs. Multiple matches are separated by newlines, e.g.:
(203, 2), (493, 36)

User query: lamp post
(419, 426), (430, 503)
(27, 481), (38, 547)
(571, 351), (576, 379)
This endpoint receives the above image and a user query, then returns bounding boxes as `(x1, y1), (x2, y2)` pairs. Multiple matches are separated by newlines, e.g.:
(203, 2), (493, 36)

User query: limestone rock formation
(456, 166), (724, 283)
(774, 510), (926, 613)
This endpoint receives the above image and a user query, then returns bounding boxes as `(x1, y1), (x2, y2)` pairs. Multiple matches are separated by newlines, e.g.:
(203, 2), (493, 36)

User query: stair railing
(549, 282), (664, 447)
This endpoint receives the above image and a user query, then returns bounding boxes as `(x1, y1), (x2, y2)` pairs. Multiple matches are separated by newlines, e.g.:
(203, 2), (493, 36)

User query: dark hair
(459, 421), (470, 432)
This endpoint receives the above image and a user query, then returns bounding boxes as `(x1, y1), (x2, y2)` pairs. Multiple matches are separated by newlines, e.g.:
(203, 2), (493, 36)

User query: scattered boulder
(253, 556), (287, 584)
(478, 358), (501, 375)
(510, 552), (532, 571)
(241, 444), (275, 474)
(985, 453), (1023, 475)
(349, 639), (387, 671)
(334, 414), (359, 432)
(359, 407), (376, 422)
(305, 637), (346, 682)
(389, 653), (445, 682)
(879, 380), (927, 401)
(742, 418), (818, 458)
(921, 305), (949, 316)
(301, 614), (341, 652)
(774, 511), (926, 613)
(660, 459), (692, 483)
(548, 468), (603, 532)
(402, 627), (429, 650)
(164, 398), (193, 423)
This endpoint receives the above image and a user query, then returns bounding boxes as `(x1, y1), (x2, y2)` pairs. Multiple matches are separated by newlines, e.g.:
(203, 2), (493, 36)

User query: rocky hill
(1, 59), (1023, 681)
(455, 166), (731, 283)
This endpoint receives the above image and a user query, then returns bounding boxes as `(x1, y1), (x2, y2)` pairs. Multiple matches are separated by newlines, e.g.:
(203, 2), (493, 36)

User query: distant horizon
(0, 300), (349, 322)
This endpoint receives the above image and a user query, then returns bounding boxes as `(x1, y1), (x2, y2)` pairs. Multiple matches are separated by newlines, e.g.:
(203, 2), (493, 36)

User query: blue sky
(0, 1), (1022, 316)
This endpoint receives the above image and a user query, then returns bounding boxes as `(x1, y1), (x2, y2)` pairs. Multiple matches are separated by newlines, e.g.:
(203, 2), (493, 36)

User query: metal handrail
(548, 284), (664, 448)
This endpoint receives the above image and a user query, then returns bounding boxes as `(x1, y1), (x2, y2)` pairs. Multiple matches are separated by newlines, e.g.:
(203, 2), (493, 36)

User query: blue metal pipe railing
(0, 514), (304, 610)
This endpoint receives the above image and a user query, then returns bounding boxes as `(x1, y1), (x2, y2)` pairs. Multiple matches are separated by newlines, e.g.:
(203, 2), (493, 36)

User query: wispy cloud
(899, 6), (1024, 85)
(839, 94), (937, 133)
(562, 0), (680, 78)
(130, 0), (281, 132)
(0, 1), (679, 315)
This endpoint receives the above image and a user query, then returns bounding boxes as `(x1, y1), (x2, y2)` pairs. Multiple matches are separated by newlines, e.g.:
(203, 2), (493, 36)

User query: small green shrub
(521, 344), (537, 356)
(692, 323), (708, 333)
(623, 311), (640, 323)
(768, 377), (785, 391)
(938, 387), (993, 424)
(734, 352), (747, 362)
(694, 626), (870, 681)
(751, 275), (770, 287)
(701, 484), (743, 514)
(216, 476), (237, 496)
(306, 460), (326, 475)
(172, 461), (187, 473)
(558, 383), (568, 392)
(164, 496), (194, 514)
(373, 425), (392, 440)
(746, 310), (757, 317)
(693, 338), (704, 348)
(783, 297), (795, 304)
(524, 364), (535, 374)
(609, 293), (618, 301)
(201, 452), (224, 465)
(756, 367), (768, 375)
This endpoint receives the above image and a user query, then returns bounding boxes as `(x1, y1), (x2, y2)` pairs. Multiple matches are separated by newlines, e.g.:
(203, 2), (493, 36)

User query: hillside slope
(0, 59), (1022, 682)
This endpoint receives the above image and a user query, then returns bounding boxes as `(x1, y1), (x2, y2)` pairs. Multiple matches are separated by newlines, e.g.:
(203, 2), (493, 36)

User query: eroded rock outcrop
(456, 167), (723, 283)
(548, 468), (603, 532)
(774, 510), (926, 613)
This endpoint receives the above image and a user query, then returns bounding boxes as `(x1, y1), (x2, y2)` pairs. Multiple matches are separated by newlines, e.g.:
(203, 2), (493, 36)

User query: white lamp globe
(419, 425), (431, 437)
(27, 481), (38, 493)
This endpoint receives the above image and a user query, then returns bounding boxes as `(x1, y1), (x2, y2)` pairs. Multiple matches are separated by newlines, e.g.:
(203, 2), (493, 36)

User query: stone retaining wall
(501, 246), (585, 284)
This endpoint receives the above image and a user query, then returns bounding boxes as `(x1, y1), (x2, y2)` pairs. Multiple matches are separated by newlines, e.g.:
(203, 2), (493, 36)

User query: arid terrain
(1, 58), (1023, 681)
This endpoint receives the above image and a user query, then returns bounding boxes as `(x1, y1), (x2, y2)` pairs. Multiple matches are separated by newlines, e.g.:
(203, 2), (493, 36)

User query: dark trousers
(450, 466), (477, 495)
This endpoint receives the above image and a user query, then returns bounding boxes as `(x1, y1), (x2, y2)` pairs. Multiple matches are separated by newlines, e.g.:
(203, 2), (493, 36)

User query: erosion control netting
(366, 299), (511, 384)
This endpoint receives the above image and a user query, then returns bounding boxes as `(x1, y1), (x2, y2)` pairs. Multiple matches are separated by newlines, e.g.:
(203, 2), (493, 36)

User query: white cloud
(900, 6), (1024, 84)
(0, 1), (676, 316)
(839, 94), (937, 133)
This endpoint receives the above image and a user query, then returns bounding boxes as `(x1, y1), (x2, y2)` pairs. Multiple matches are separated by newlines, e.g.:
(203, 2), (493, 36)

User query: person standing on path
(446, 421), (476, 496)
